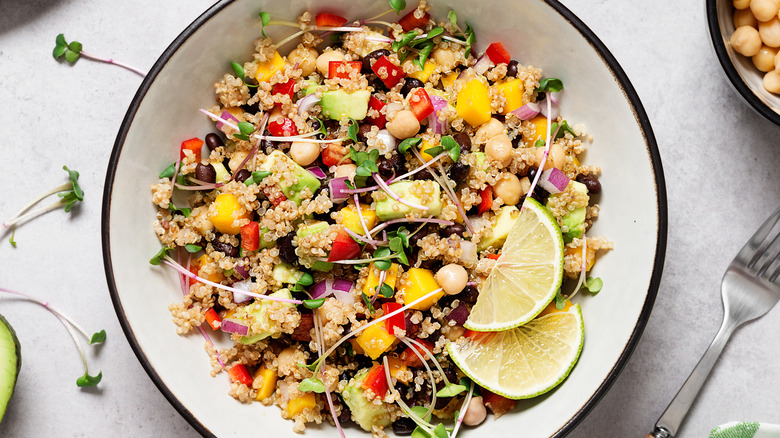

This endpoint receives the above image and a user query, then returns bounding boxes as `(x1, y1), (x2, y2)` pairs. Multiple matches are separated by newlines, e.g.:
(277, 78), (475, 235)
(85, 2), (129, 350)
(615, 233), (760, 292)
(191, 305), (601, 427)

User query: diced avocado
(272, 262), (304, 284)
(341, 369), (393, 431)
(237, 289), (296, 344)
(296, 221), (334, 272)
(260, 151), (321, 205)
(303, 81), (323, 96)
(471, 152), (489, 171)
(0, 314), (20, 422)
(212, 161), (231, 184)
(547, 181), (588, 242)
(375, 181), (442, 221)
(320, 89), (371, 121)
(258, 226), (275, 249)
(477, 205), (520, 251)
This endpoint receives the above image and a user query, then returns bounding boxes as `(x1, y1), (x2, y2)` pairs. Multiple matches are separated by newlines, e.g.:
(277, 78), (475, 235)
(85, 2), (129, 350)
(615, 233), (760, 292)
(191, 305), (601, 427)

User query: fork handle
(647, 318), (738, 437)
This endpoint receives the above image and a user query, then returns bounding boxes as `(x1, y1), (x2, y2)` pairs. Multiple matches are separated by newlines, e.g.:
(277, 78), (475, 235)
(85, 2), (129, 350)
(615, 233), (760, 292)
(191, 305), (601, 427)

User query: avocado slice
(375, 181), (442, 221)
(547, 181), (588, 242)
(477, 205), (520, 251)
(0, 314), (20, 423)
(272, 262), (304, 284)
(260, 151), (321, 205)
(320, 89), (371, 121)
(237, 289), (296, 345)
(296, 221), (334, 272)
(341, 368), (393, 431)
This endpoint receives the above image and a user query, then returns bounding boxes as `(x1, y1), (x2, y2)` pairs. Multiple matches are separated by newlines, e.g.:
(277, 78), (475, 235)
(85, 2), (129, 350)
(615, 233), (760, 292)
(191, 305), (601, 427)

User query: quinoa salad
(149, 2), (612, 436)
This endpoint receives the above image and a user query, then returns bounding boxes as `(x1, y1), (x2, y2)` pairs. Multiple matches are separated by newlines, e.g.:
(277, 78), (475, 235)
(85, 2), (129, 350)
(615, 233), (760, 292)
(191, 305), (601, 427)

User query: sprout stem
(3, 198), (69, 228)
(373, 173), (429, 211)
(79, 51), (146, 77)
(450, 381), (475, 438)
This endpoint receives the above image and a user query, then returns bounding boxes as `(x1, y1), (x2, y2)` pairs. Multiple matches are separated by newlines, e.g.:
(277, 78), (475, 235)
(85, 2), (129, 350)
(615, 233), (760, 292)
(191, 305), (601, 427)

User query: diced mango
(496, 78), (525, 115)
(225, 107), (246, 122)
(209, 193), (250, 235)
(410, 60), (437, 83)
(255, 51), (286, 83)
(348, 339), (365, 355)
(526, 115), (548, 147)
(253, 366), (278, 401)
(399, 268), (444, 311)
(538, 299), (573, 317)
(565, 244), (596, 271)
(419, 140), (437, 162)
(287, 392), (316, 416)
(456, 79), (492, 127)
(194, 255), (225, 283)
(363, 263), (400, 297)
(340, 204), (378, 235)
(386, 356), (410, 383)
(441, 72), (458, 89)
(355, 323), (396, 360)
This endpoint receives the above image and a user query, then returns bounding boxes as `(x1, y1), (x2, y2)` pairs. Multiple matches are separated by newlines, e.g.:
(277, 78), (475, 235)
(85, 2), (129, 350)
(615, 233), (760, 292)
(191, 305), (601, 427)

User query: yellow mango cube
(355, 323), (396, 360)
(456, 79), (492, 127)
(526, 115), (548, 147)
(400, 268), (444, 311)
(419, 140), (438, 162)
(339, 204), (378, 235)
(194, 255), (225, 283)
(363, 263), (400, 297)
(538, 299), (573, 317)
(496, 78), (525, 115)
(441, 72), (458, 89)
(287, 392), (316, 416)
(386, 356), (410, 383)
(410, 60), (437, 83)
(255, 51), (286, 83)
(225, 107), (245, 122)
(253, 366), (278, 401)
(209, 193), (250, 235)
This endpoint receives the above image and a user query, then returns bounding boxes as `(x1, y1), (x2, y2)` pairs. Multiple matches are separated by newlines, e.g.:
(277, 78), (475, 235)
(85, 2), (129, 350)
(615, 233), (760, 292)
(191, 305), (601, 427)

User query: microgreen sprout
(8, 227), (17, 248)
(298, 376), (326, 393)
(554, 289), (567, 310)
(184, 244), (202, 253)
(167, 203), (192, 218)
(422, 135), (460, 162)
(536, 78), (564, 93)
(350, 147), (380, 188)
(347, 118), (359, 143)
(398, 137), (422, 154)
(447, 10), (458, 30)
(389, 0), (407, 14)
(2, 166), (84, 234)
(303, 298), (326, 309)
(53, 34), (146, 76)
(584, 277), (603, 294)
(243, 170), (272, 186)
(230, 61), (258, 88)
(233, 121), (256, 141)
(0, 287), (105, 387)
(259, 12), (271, 38)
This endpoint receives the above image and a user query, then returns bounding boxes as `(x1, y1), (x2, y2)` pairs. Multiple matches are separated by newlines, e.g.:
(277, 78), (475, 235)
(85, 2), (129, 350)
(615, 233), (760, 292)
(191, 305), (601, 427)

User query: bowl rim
(101, 0), (668, 436)
(706, 0), (780, 126)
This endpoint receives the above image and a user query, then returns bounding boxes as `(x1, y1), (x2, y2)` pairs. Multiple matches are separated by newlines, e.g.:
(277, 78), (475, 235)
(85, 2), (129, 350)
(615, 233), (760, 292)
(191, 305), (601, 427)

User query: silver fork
(646, 207), (780, 438)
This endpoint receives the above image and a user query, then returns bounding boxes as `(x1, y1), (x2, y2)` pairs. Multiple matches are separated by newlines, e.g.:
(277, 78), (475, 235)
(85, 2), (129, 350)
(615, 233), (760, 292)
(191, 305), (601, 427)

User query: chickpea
(474, 118), (505, 144)
(435, 264), (468, 295)
(432, 48), (458, 70)
(268, 106), (284, 124)
(386, 109), (420, 139)
(290, 141), (320, 166)
(731, 26), (763, 56)
(775, 49), (780, 68)
(276, 347), (299, 375)
(535, 143), (565, 170)
(734, 0), (751, 9)
(485, 134), (513, 168)
(288, 46), (319, 76)
(316, 50), (346, 76)
(764, 69), (780, 93)
(463, 396), (487, 426)
(753, 45), (780, 71)
(519, 176), (531, 195)
(492, 173), (523, 206)
(228, 151), (249, 172)
(759, 18), (780, 47)
(751, 0), (779, 22)
(334, 163), (357, 181)
(734, 8), (759, 28)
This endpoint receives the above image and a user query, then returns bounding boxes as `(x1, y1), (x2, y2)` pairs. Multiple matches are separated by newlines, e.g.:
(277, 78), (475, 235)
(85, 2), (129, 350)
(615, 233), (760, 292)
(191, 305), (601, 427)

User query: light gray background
(1, 0), (779, 437)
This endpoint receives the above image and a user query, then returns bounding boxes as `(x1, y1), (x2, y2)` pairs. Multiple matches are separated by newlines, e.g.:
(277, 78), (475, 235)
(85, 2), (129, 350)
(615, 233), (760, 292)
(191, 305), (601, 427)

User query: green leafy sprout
(421, 135), (460, 162)
(53, 33), (146, 76)
(259, 12), (271, 38)
(244, 170), (273, 186)
(349, 147), (380, 188)
(233, 121), (256, 142)
(390, 0), (407, 14)
(230, 61), (258, 88)
(536, 78), (564, 93)
(348, 118), (359, 143)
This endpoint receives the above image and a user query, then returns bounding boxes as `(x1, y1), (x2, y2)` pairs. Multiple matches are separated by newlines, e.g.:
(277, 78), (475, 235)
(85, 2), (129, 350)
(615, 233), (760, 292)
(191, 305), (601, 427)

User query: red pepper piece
(361, 364), (389, 397)
(477, 187), (493, 214)
(382, 302), (405, 336)
(227, 363), (254, 386)
(268, 117), (299, 137)
(371, 55), (405, 88)
(204, 308), (222, 331)
(321, 143), (351, 167)
(366, 96), (387, 128)
(399, 339), (435, 367)
(398, 10), (430, 32)
(315, 12), (348, 27)
(409, 88), (434, 121)
(328, 60), (363, 80)
(272, 79), (296, 105)
(180, 137), (204, 161)
(485, 42), (511, 65)
(240, 221), (260, 252)
(482, 390), (517, 418)
(327, 227), (361, 262)
(485, 253), (500, 261)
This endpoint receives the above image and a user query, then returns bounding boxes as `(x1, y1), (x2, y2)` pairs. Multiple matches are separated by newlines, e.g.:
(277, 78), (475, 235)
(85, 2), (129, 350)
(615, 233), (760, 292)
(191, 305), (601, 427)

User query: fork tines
(743, 207), (780, 282)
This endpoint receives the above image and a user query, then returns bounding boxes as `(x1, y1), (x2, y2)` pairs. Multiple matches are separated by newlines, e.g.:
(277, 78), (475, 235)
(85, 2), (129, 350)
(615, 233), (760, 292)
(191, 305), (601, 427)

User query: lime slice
(465, 198), (564, 331)
(448, 303), (584, 399)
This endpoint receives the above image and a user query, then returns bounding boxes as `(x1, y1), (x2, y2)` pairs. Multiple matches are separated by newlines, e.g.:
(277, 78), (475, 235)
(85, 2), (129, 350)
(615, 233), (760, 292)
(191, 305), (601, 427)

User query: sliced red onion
(216, 110), (239, 133)
(329, 177), (350, 203)
(510, 102), (540, 120)
(549, 91), (561, 106)
(374, 129), (397, 153)
(539, 97), (560, 120)
(310, 279), (355, 304)
(307, 166), (327, 179)
(459, 240), (478, 266)
(446, 305), (470, 326)
(297, 93), (321, 116)
(427, 95), (448, 135)
(231, 279), (254, 304)
(473, 54), (494, 75)
(233, 257), (251, 279)
(221, 318), (249, 336)
(538, 168), (570, 194)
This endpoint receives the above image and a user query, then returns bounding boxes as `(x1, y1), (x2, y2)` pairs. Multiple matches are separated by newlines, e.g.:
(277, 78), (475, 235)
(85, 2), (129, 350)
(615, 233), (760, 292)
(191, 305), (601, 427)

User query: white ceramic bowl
(102, 1), (667, 436)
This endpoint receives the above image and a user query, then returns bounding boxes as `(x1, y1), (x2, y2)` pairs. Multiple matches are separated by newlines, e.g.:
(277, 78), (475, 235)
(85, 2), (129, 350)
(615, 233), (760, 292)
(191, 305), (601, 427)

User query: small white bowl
(102, 0), (667, 436)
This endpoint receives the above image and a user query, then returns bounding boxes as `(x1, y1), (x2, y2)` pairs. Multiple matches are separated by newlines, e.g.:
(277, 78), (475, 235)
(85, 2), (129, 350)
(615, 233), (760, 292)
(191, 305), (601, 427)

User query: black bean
(512, 133), (524, 148)
(576, 174), (602, 194)
(205, 133), (224, 151)
(260, 139), (274, 153)
(506, 60), (519, 78)
(442, 366), (458, 383)
(357, 124), (373, 143)
(453, 132), (471, 153)
(459, 285), (479, 306)
(392, 417), (416, 436)
(195, 163), (216, 183)
(449, 162), (470, 182)
(277, 232), (297, 264)
(362, 49), (391, 73)
(441, 223), (466, 238)
(309, 118), (322, 134)
(211, 239), (238, 257)
(241, 99), (260, 114)
(412, 167), (433, 180)
(532, 185), (550, 203)
(536, 91), (546, 102)
(400, 77), (424, 97)
(355, 355), (374, 370)
(527, 166), (540, 181)
(378, 153), (404, 179)
(234, 169), (251, 183)
(338, 403), (352, 424)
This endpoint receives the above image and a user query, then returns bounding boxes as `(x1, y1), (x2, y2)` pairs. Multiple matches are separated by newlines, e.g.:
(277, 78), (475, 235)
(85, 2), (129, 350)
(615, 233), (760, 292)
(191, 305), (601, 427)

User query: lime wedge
(465, 198), (564, 331)
(448, 303), (584, 399)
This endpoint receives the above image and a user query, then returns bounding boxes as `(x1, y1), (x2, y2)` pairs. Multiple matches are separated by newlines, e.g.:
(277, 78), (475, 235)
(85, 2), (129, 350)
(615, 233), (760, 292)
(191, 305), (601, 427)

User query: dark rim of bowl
(101, 1), (667, 437)
(706, 0), (780, 126)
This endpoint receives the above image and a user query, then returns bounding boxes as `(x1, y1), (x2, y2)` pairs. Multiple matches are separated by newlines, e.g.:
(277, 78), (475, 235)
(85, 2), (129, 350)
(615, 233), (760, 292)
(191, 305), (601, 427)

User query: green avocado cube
(320, 89), (371, 121)
(477, 205), (521, 251)
(260, 151), (321, 205)
(375, 181), (442, 221)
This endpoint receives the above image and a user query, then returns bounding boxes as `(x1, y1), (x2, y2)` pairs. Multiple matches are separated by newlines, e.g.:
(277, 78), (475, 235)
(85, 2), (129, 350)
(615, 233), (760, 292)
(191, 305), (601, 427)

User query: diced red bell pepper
(485, 42), (511, 65)
(262, 188), (287, 206)
(180, 137), (204, 161)
(327, 227), (361, 262)
(315, 12), (348, 27)
(321, 143), (351, 167)
(268, 117), (299, 137)
(361, 364), (389, 397)
(366, 96), (387, 128)
(477, 187), (493, 214)
(398, 10), (430, 32)
(409, 88), (434, 121)
(482, 390), (517, 418)
(240, 221), (261, 252)
(272, 79), (296, 105)
(485, 253), (500, 261)
(399, 339), (435, 367)
(382, 302), (405, 335)
(371, 55), (405, 88)
(204, 308), (222, 330)
(328, 60), (363, 80)
(228, 363), (253, 386)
